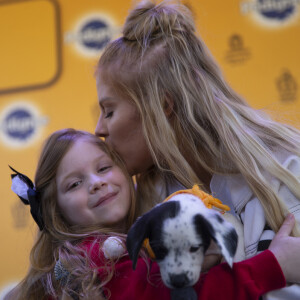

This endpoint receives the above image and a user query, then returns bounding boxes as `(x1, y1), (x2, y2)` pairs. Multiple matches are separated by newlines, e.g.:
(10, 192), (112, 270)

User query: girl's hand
(269, 213), (300, 284)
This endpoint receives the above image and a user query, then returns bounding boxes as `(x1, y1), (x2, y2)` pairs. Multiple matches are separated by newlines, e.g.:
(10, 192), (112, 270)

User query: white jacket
(210, 152), (300, 258)
(210, 152), (300, 300)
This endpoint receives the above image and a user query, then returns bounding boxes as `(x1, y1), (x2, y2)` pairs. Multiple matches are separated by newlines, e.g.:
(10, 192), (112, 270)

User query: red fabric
(84, 239), (285, 300)
(195, 250), (285, 300)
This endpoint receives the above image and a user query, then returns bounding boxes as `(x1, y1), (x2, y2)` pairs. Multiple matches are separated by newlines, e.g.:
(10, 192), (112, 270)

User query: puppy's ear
(126, 212), (152, 269)
(126, 201), (180, 269)
(193, 211), (238, 267)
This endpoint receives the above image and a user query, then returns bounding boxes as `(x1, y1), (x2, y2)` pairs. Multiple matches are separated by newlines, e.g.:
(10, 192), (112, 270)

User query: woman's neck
(193, 163), (212, 192)
(180, 147), (213, 192)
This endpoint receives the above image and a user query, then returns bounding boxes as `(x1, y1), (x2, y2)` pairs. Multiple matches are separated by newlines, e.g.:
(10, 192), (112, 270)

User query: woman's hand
(201, 241), (222, 273)
(269, 213), (300, 284)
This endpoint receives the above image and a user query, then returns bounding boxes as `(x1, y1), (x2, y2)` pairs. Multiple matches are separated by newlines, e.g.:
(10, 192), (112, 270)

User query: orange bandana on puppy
(144, 185), (230, 259)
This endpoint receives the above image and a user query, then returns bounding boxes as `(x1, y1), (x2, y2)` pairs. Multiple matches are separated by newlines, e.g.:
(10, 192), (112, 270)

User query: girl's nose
(89, 174), (106, 194)
(95, 114), (108, 138)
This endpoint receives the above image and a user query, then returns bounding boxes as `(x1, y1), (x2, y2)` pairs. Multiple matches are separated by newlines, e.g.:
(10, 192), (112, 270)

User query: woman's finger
(268, 213), (300, 283)
(275, 213), (295, 237)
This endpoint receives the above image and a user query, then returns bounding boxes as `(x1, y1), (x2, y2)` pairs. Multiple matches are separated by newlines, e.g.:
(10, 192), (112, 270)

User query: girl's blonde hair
(97, 0), (300, 235)
(6, 129), (137, 300)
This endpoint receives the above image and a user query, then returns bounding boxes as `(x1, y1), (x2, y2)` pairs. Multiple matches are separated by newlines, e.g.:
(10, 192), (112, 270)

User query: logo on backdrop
(276, 69), (298, 102)
(224, 34), (251, 64)
(65, 13), (120, 57)
(240, 0), (300, 27)
(0, 102), (48, 148)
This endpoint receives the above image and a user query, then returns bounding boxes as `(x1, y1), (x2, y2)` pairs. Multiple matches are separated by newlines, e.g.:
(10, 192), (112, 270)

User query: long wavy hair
(96, 0), (300, 235)
(6, 129), (137, 300)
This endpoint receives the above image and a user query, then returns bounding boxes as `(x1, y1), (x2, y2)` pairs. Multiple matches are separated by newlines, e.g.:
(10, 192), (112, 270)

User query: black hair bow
(9, 166), (44, 231)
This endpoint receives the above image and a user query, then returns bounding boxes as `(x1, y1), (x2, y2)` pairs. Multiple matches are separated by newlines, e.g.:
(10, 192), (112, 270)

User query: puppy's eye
(152, 245), (168, 261)
(190, 245), (201, 253)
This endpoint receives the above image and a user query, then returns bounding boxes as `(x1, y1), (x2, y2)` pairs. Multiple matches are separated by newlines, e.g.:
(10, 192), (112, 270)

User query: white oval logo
(0, 102), (48, 148)
(65, 13), (120, 57)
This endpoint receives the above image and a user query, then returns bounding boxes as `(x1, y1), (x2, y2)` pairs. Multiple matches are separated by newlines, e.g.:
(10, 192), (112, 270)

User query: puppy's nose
(169, 273), (189, 288)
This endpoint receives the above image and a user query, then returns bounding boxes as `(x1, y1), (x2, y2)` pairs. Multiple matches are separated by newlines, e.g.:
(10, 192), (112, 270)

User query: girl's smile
(92, 191), (118, 208)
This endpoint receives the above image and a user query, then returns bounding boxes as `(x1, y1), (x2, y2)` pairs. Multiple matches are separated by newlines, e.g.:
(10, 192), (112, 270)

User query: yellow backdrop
(0, 0), (299, 296)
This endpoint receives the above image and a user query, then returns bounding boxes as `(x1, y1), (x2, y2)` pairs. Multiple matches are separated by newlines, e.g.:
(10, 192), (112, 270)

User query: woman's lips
(93, 192), (118, 208)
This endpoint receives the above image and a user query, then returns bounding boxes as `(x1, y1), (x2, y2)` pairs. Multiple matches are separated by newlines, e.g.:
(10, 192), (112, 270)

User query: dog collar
(144, 185), (230, 259)
(164, 185), (230, 211)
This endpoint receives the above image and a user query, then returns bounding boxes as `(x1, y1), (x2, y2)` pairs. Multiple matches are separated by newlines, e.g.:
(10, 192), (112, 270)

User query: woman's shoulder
(210, 150), (300, 212)
(211, 150), (300, 191)
(274, 150), (300, 174)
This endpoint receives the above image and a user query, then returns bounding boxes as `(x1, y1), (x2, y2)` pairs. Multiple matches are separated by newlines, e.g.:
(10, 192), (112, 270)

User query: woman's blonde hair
(97, 0), (300, 235)
(6, 128), (137, 300)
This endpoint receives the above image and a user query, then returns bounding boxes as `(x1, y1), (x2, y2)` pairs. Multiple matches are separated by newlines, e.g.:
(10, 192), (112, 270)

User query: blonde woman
(95, 1), (300, 298)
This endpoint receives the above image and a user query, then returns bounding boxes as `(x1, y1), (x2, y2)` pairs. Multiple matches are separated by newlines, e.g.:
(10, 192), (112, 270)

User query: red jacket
(85, 239), (285, 300)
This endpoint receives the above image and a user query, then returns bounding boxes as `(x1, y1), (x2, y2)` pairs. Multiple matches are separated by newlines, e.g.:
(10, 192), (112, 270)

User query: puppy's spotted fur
(127, 193), (242, 290)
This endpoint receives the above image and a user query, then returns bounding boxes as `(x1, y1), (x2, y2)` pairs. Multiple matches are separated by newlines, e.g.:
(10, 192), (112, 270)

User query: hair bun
(123, 0), (195, 43)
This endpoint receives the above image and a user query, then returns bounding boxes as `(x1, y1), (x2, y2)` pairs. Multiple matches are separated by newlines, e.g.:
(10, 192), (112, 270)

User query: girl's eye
(68, 181), (81, 190)
(105, 111), (113, 118)
(98, 166), (111, 173)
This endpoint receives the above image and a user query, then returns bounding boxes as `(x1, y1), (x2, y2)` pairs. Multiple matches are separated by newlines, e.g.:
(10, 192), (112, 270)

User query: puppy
(126, 192), (243, 298)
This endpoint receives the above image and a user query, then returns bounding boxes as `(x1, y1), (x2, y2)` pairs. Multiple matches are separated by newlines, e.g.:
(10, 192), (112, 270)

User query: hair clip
(54, 259), (71, 287)
(54, 259), (79, 300)
(9, 166), (44, 231)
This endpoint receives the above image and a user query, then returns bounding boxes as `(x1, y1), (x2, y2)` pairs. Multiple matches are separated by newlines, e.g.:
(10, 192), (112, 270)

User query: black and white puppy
(126, 193), (240, 299)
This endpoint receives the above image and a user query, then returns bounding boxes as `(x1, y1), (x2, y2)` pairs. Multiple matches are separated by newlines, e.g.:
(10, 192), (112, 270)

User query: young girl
(6, 128), (137, 299)
(94, 1), (300, 297)
(5, 128), (299, 300)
